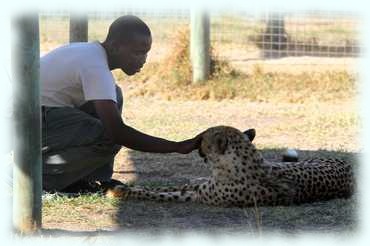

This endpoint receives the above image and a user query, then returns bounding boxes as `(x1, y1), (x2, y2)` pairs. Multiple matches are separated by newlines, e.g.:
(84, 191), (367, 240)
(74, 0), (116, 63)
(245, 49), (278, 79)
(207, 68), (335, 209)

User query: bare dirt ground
(42, 97), (359, 236)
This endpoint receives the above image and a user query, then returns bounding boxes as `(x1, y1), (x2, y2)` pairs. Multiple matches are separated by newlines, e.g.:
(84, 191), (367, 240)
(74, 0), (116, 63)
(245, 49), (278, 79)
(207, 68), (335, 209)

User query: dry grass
(125, 66), (356, 102)
(42, 193), (118, 231)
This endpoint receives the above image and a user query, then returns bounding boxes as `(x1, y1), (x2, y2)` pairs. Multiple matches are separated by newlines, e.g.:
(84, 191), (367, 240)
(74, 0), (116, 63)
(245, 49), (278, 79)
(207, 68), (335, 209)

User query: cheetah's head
(198, 126), (256, 164)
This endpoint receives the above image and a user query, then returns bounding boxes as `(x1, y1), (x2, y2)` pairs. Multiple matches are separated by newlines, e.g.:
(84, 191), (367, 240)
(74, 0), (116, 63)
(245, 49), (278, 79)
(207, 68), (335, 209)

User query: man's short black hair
(105, 15), (151, 43)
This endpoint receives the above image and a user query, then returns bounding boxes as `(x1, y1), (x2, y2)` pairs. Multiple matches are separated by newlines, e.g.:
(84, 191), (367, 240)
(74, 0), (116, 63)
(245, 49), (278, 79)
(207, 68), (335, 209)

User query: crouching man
(41, 15), (202, 193)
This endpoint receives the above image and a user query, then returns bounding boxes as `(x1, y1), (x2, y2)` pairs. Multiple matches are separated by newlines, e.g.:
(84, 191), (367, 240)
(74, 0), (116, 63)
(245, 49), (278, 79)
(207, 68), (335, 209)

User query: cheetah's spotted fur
(109, 126), (354, 207)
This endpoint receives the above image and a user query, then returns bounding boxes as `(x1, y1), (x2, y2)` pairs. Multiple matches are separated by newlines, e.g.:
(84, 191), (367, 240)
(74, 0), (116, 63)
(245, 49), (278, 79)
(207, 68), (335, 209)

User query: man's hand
(176, 132), (204, 154)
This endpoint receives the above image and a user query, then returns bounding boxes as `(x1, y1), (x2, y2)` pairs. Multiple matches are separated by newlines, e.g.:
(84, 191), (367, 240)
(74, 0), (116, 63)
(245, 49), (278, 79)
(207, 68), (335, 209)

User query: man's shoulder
(42, 42), (108, 68)
(41, 42), (105, 59)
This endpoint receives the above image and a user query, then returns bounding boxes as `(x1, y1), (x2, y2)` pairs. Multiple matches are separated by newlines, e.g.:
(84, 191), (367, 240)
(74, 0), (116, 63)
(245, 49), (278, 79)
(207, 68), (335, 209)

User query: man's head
(102, 15), (152, 75)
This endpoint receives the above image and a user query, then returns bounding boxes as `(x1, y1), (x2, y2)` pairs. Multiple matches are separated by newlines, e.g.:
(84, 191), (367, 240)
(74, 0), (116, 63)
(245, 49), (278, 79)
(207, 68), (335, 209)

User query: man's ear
(243, 129), (256, 142)
(215, 135), (228, 155)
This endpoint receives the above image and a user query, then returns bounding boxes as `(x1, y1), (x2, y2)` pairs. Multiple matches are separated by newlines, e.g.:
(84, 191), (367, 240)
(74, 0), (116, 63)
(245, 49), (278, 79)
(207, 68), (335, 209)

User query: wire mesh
(39, 9), (360, 73)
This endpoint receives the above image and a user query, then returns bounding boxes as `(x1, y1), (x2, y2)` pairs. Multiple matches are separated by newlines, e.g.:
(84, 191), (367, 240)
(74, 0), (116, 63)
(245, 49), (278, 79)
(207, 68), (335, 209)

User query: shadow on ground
(109, 148), (359, 235)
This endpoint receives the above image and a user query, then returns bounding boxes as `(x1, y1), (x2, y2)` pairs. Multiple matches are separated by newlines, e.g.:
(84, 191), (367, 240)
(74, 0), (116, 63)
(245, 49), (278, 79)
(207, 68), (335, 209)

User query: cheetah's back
(266, 158), (354, 204)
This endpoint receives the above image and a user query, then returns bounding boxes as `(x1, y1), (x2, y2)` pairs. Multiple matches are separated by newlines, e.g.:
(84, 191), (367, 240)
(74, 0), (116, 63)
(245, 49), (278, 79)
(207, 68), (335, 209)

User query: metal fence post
(69, 14), (88, 43)
(190, 9), (210, 84)
(12, 14), (42, 234)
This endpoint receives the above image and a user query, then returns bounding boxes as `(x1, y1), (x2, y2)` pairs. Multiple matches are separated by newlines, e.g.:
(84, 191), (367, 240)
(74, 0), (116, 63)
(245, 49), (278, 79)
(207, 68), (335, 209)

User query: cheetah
(108, 126), (354, 207)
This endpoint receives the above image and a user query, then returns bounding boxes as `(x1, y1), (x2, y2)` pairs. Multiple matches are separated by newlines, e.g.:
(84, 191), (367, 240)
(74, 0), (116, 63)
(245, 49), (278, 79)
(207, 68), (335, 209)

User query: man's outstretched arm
(93, 100), (202, 154)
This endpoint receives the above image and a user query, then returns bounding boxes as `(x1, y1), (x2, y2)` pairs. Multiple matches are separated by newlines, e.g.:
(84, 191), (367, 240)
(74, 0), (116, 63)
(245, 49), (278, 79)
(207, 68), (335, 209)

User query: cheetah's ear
(215, 135), (228, 155)
(243, 128), (256, 142)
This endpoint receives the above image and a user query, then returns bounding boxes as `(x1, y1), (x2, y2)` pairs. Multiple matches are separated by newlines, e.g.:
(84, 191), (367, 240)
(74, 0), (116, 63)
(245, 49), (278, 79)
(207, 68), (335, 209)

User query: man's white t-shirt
(41, 42), (117, 108)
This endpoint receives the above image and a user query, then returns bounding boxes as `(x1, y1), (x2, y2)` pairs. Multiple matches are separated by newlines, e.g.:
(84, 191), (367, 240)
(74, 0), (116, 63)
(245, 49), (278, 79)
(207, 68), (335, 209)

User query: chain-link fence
(210, 10), (359, 73)
(40, 9), (360, 74)
(211, 11), (359, 58)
